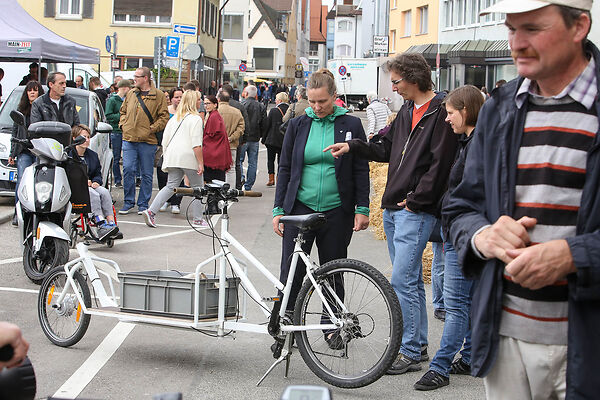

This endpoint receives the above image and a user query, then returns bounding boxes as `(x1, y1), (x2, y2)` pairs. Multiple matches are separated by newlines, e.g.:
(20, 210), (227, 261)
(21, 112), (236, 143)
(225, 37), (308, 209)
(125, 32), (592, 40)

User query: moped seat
(279, 213), (327, 231)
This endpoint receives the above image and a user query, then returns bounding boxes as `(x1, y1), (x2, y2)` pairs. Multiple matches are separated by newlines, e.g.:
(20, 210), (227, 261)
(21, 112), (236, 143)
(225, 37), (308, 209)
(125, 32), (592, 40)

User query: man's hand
(273, 215), (284, 237)
(505, 240), (576, 290)
(197, 165), (204, 176)
(0, 322), (29, 369)
(323, 143), (350, 158)
(473, 215), (537, 264)
(8, 157), (15, 165)
(397, 200), (413, 212)
(353, 214), (369, 232)
(91, 182), (100, 189)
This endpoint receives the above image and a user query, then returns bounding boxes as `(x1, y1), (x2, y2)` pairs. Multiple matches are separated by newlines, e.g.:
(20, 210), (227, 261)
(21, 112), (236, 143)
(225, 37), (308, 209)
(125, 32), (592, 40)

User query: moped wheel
(23, 237), (69, 284)
(38, 267), (91, 347)
(106, 238), (114, 248)
(293, 259), (402, 388)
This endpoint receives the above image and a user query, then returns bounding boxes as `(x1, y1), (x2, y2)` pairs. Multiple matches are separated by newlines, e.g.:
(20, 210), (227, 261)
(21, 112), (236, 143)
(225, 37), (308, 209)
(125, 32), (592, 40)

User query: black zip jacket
(241, 97), (266, 142)
(348, 92), (458, 216)
(30, 92), (80, 127)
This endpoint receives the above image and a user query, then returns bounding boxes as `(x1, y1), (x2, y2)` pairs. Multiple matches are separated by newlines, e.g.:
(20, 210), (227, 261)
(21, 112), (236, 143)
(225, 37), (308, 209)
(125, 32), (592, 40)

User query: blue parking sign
(166, 36), (180, 58)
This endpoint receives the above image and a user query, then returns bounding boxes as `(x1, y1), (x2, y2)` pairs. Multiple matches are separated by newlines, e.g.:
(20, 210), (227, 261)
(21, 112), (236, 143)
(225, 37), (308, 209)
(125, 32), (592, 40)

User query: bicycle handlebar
(0, 344), (14, 361)
(174, 186), (262, 198)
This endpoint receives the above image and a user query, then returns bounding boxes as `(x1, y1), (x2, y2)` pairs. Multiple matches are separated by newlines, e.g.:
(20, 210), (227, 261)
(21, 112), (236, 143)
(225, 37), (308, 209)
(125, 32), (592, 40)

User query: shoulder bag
(279, 103), (295, 135)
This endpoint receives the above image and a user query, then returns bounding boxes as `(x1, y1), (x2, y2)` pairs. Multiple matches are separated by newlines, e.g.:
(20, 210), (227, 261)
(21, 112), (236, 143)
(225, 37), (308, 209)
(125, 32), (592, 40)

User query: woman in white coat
(143, 90), (207, 227)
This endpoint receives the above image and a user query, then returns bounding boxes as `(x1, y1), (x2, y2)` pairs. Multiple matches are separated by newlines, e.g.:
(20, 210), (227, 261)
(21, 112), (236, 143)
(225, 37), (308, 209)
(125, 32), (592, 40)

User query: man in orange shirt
(326, 53), (458, 374)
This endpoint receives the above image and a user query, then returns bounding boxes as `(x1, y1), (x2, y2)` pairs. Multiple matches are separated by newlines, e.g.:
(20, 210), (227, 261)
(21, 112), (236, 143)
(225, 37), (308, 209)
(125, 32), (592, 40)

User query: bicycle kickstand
(256, 333), (293, 387)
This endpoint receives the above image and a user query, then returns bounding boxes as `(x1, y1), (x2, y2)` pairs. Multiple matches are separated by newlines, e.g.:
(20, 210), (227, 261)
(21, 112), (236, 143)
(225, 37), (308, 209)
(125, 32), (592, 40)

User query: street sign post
(338, 65), (347, 76)
(105, 32), (117, 83)
(239, 63), (247, 72)
(105, 36), (111, 53)
(173, 24), (197, 36)
(373, 36), (389, 54)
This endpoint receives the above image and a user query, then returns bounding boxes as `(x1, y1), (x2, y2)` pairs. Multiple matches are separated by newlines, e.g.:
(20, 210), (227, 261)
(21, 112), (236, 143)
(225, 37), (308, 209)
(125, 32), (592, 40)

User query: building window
(58, 0), (81, 16)
(309, 43), (319, 57)
(254, 48), (274, 70)
(402, 10), (411, 37)
(390, 30), (396, 52)
(336, 44), (352, 57)
(469, 0), (479, 23)
(456, 0), (466, 26)
(327, 48), (333, 60)
(223, 14), (243, 40)
(392, 0), (398, 8)
(337, 20), (353, 32)
(418, 6), (428, 34)
(444, 0), (453, 27)
(113, 0), (172, 25)
(308, 58), (319, 72)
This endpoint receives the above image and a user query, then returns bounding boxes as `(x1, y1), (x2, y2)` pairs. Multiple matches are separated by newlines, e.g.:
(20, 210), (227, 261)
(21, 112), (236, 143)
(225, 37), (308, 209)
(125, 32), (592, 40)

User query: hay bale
(369, 162), (433, 283)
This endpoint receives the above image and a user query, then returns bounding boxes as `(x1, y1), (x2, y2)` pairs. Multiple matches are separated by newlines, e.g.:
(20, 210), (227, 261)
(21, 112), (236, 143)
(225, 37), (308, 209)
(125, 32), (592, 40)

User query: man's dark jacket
(274, 113), (369, 215)
(30, 92), (80, 127)
(241, 97), (266, 142)
(229, 98), (250, 143)
(443, 41), (600, 399)
(348, 91), (457, 216)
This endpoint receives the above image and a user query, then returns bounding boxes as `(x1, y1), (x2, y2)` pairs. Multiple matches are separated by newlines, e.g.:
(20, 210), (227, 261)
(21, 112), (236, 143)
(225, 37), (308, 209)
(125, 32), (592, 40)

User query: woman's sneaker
(142, 210), (157, 228)
(414, 370), (449, 391)
(171, 205), (181, 214)
(192, 219), (209, 228)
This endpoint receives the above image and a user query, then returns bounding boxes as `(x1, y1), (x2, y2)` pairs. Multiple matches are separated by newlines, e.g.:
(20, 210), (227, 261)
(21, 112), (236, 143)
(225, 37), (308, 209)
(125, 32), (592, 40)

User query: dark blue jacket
(274, 113), (370, 215)
(82, 148), (102, 186)
(443, 42), (600, 399)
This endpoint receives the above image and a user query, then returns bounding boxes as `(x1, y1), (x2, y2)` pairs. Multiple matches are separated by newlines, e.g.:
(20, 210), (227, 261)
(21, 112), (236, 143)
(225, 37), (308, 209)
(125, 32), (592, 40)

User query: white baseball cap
(480, 0), (592, 15)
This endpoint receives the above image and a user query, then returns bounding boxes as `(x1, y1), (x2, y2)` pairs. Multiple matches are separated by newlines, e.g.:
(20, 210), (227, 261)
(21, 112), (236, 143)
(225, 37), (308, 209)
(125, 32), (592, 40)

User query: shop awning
(485, 40), (511, 59)
(405, 44), (431, 55)
(448, 40), (494, 64)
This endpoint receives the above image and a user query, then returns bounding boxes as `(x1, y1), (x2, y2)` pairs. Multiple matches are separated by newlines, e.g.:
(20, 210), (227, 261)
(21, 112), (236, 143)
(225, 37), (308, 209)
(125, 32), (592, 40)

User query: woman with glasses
(201, 95), (231, 185)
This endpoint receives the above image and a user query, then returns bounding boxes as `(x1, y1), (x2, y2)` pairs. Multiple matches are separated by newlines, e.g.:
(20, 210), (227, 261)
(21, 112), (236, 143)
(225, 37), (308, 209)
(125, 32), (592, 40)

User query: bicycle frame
(54, 208), (346, 337)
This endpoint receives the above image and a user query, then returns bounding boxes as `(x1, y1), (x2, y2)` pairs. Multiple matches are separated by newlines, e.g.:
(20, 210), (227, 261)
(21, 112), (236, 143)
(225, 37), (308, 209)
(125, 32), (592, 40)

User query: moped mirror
(10, 110), (25, 126)
(96, 122), (113, 134)
(72, 135), (86, 146)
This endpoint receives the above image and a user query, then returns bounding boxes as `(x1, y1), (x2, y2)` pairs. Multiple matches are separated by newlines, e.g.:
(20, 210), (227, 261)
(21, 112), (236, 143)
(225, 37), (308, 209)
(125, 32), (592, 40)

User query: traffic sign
(173, 24), (197, 36)
(239, 63), (247, 72)
(295, 63), (303, 72)
(295, 70), (303, 78)
(338, 65), (347, 76)
(166, 36), (180, 58)
(105, 35), (111, 53)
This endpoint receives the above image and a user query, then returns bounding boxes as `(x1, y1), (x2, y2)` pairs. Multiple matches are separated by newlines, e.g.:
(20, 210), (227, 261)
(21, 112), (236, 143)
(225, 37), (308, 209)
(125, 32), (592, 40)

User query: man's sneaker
(119, 206), (133, 215)
(386, 354), (422, 375)
(135, 177), (141, 187)
(414, 370), (449, 391)
(142, 210), (157, 228)
(171, 205), (180, 214)
(114, 182), (122, 188)
(421, 345), (429, 361)
(11, 211), (18, 227)
(192, 219), (209, 228)
(449, 357), (471, 375)
(434, 309), (446, 321)
(97, 223), (119, 242)
(159, 202), (169, 212)
(137, 208), (147, 215)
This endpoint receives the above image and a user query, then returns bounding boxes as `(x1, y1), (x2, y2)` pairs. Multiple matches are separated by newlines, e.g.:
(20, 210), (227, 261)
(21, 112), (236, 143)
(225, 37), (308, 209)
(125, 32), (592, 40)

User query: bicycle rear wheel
(293, 259), (402, 388)
(38, 267), (91, 347)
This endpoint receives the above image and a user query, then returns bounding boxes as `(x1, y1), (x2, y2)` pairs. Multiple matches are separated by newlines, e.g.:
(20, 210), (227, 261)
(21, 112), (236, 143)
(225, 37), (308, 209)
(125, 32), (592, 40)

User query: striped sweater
(366, 100), (391, 136)
(500, 95), (598, 345)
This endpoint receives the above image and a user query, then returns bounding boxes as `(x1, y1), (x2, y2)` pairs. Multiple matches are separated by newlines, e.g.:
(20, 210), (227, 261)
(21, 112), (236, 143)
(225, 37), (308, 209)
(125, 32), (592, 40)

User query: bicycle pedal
(271, 338), (284, 359)
(262, 296), (280, 302)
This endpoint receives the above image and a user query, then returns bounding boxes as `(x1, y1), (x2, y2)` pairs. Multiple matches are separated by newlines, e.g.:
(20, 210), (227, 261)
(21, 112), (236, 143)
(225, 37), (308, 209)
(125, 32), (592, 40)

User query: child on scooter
(71, 124), (119, 241)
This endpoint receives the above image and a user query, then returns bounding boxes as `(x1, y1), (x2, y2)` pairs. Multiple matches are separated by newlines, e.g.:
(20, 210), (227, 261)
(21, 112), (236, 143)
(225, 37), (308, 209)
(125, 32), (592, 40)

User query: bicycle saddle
(279, 213), (327, 231)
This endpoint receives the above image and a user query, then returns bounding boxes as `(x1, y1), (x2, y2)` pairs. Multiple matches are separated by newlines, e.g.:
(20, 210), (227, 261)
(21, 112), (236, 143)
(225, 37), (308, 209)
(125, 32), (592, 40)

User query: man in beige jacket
(118, 67), (169, 214)
(217, 91), (245, 186)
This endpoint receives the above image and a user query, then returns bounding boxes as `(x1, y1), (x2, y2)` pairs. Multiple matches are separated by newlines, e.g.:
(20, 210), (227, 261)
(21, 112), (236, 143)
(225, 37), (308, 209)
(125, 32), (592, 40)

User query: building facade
(309, 0), (327, 72)
(388, 0), (439, 55)
(21, 0), (220, 90)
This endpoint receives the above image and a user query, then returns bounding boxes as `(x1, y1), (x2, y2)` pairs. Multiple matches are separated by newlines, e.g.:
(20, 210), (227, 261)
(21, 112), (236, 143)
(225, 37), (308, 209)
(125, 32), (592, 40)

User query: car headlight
(35, 181), (53, 203)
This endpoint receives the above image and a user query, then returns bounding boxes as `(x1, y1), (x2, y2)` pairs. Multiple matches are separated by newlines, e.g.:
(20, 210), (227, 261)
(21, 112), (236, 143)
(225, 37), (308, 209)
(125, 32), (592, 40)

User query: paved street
(0, 111), (485, 399)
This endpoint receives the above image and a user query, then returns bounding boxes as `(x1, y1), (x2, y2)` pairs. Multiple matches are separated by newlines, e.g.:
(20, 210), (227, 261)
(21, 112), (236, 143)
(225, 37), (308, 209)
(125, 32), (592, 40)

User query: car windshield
(0, 88), (89, 131)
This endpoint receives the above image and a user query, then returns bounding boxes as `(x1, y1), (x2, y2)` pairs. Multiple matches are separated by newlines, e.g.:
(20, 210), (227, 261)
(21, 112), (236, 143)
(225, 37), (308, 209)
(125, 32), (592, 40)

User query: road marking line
(115, 228), (197, 245)
(118, 220), (193, 228)
(0, 257), (21, 265)
(52, 321), (135, 399)
(0, 287), (38, 294)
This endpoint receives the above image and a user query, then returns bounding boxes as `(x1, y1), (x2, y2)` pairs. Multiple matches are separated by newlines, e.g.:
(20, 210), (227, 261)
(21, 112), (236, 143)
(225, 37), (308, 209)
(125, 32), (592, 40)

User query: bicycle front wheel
(293, 259), (402, 388)
(38, 267), (91, 347)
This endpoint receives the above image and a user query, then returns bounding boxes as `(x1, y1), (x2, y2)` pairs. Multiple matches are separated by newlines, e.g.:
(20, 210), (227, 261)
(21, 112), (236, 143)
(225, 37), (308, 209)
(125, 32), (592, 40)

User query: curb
(0, 209), (13, 224)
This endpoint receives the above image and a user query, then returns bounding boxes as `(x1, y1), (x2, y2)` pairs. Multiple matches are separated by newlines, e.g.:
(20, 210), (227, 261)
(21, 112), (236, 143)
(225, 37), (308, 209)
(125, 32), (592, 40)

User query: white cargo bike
(37, 182), (402, 388)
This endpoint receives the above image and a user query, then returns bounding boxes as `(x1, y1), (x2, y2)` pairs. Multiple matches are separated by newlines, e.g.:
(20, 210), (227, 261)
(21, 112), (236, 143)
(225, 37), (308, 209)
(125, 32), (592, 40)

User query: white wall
(589, 1), (599, 46)
(222, 0), (250, 72)
(247, 0), (286, 78)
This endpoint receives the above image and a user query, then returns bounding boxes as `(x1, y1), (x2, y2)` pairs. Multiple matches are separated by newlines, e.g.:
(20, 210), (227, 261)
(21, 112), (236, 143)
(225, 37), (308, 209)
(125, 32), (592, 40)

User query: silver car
(0, 86), (113, 196)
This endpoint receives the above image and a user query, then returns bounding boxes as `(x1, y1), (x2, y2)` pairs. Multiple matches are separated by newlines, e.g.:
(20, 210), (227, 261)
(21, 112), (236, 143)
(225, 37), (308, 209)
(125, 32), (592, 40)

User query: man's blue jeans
(238, 141), (259, 190)
(431, 236), (445, 311)
(110, 132), (123, 185)
(15, 152), (35, 205)
(122, 141), (156, 210)
(429, 240), (473, 377)
(383, 208), (436, 360)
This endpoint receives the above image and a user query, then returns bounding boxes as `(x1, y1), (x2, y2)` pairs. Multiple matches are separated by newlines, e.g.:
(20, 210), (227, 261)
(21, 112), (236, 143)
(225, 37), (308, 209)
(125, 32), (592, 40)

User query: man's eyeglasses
(391, 78), (404, 85)
(134, 75), (144, 79)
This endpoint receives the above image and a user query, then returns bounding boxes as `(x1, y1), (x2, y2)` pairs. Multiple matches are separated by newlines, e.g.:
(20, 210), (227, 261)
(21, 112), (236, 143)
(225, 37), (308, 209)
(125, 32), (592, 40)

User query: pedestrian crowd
(5, 0), (599, 398)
